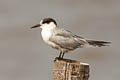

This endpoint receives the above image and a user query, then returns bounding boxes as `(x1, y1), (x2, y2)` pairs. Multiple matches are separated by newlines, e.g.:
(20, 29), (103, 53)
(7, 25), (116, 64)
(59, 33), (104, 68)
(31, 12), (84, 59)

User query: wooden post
(53, 58), (90, 80)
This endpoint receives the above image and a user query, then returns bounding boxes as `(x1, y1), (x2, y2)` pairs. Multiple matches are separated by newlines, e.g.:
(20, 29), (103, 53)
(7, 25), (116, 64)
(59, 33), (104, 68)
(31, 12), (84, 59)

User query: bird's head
(31, 18), (57, 29)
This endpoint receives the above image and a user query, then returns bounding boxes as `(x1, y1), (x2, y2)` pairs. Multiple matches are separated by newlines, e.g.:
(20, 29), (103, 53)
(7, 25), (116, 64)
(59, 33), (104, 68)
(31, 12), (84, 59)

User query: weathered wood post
(53, 58), (90, 80)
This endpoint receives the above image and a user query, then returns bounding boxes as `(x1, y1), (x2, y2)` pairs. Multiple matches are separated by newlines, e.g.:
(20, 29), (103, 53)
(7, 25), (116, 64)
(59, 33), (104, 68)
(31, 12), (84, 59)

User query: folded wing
(49, 28), (88, 50)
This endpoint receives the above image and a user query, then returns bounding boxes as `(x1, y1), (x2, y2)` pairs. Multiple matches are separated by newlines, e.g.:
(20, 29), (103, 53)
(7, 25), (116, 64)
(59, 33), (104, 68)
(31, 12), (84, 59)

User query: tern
(31, 18), (110, 59)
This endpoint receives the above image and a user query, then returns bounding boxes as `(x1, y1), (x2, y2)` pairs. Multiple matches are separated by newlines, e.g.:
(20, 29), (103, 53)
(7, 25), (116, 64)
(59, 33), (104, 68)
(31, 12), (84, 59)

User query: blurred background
(0, 0), (120, 80)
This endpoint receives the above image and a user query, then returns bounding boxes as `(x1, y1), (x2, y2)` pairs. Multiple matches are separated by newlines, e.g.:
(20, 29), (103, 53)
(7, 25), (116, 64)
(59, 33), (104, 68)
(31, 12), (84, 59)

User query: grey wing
(49, 28), (88, 50)
(65, 30), (84, 39)
(54, 28), (84, 39)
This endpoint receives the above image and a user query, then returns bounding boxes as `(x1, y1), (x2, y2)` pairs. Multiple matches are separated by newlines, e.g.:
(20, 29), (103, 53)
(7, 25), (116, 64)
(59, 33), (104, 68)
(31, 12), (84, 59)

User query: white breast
(40, 23), (60, 49)
(41, 29), (52, 42)
(41, 29), (58, 48)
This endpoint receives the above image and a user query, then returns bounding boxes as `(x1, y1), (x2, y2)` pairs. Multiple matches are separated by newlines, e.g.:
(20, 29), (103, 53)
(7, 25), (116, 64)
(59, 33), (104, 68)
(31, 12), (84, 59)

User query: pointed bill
(31, 24), (41, 29)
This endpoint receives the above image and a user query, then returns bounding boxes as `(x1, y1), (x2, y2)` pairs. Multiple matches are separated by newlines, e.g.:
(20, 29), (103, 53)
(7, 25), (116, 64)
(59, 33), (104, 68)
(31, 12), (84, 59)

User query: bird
(31, 18), (110, 59)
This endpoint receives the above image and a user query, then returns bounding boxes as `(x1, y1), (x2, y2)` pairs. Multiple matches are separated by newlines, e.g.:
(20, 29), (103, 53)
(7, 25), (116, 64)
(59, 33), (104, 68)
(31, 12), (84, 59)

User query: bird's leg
(61, 52), (65, 59)
(58, 52), (62, 59)
(54, 52), (62, 62)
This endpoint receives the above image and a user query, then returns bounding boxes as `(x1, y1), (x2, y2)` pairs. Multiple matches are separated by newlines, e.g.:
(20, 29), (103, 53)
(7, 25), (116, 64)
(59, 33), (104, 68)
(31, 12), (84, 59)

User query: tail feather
(87, 40), (111, 47)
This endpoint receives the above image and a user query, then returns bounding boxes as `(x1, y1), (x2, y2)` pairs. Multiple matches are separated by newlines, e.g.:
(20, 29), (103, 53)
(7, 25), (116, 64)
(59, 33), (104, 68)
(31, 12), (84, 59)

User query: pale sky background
(0, 0), (120, 80)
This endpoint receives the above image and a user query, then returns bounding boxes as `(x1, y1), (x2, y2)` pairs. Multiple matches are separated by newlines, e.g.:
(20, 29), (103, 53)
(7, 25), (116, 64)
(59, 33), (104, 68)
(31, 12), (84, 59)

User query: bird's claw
(54, 57), (63, 62)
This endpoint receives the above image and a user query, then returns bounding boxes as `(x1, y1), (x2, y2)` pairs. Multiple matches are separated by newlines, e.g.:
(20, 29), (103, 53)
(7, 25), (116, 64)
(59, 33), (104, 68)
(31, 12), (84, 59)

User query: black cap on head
(42, 18), (57, 25)
(31, 18), (57, 29)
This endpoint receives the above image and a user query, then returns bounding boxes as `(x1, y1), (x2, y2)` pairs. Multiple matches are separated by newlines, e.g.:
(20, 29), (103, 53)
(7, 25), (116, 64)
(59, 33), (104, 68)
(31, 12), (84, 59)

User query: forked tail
(87, 40), (111, 47)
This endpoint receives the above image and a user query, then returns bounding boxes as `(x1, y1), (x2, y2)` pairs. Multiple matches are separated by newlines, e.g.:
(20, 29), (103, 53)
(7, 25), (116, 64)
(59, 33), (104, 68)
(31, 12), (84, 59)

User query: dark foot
(54, 52), (65, 62)
(54, 57), (63, 62)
